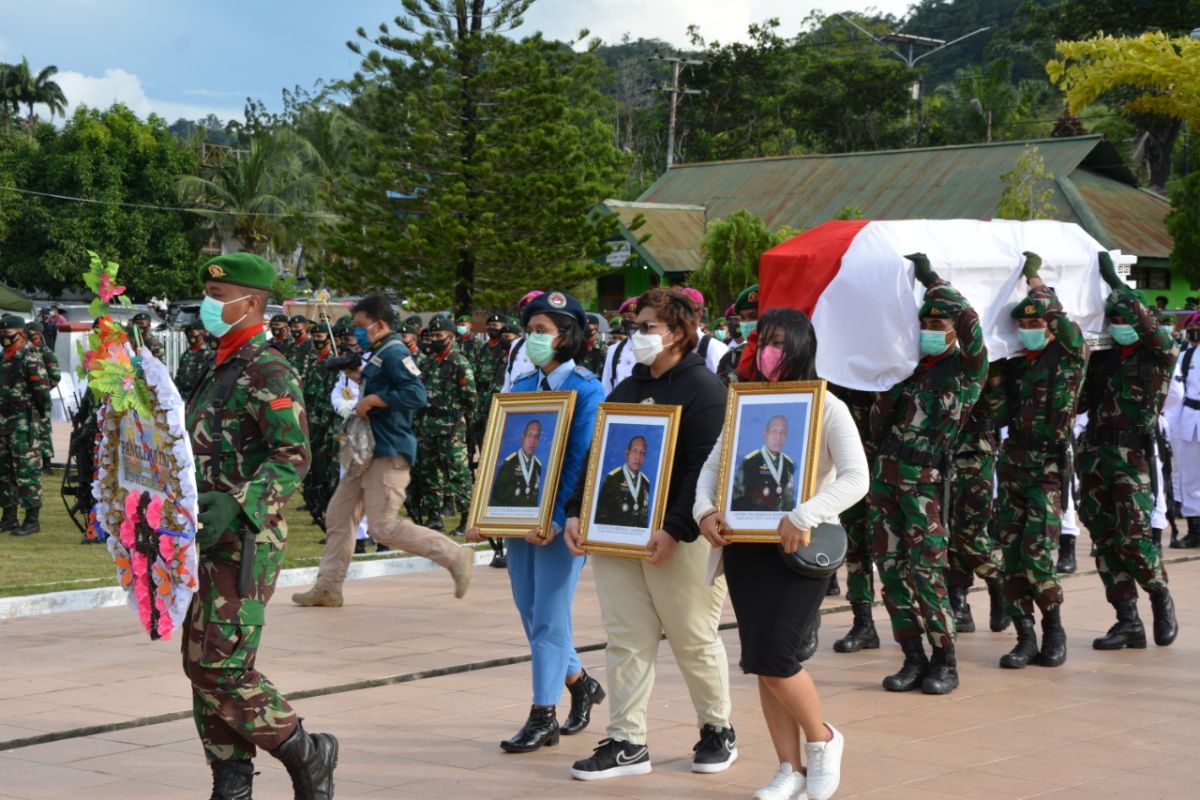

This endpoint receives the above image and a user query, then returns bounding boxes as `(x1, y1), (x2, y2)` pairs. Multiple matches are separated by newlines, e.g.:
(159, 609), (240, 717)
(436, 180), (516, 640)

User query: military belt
(964, 418), (995, 434)
(879, 439), (943, 468)
(1084, 425), (1147, 448)
(1004, 431), (1066, 451)
(1183, 398), (1200, 411)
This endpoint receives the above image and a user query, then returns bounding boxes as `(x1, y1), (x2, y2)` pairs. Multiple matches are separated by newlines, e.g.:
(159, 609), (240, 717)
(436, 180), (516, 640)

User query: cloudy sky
(1, 1), (916, 124)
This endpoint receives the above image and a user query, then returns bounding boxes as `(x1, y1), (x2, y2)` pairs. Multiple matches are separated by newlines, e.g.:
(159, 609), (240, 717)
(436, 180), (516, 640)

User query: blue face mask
(713, 329), (728, 342)
(525, 332), (557, 368)
(919, 330), (951, 357)
(1159, 325), (1175, 339)
(199, 294), (249, 338)
(1110, 323), (1139, 346)
(739, 321), (757, 337)
(1018, 328), (1049, 352)
(354, 326), (373, 351)
(456, 325), (469, 336)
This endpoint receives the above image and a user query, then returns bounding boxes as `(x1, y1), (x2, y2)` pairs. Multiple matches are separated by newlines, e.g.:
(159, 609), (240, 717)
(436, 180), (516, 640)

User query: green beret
(456, 314), (472, 324)
(397, 323), (417, 336)
(0, 314), (26, 329)
(289, 314), (309, 325)
(609, 315), (623, 329)
(131, 312), (151, 322)
(404, 314), (422, 327)
(734, 284), (760, 314)
(270, 314), (290, 324)
(715, 317), (727, 326)
(431, 311), (453, 322)
(487, 312), (505, 324)
(501, 317), (522, 336)
(1105, 288), (1142, 321)
(1011, 297), (1045, 320)
(200, 252), (277, 291)
(427, 317), (454, 333)
(26, 320), (44, 333)
(918, 285), (965, 319)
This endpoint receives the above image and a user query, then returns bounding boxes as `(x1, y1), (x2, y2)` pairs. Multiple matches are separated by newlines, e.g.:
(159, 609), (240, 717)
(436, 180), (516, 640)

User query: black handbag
(777, 522), (847, 578)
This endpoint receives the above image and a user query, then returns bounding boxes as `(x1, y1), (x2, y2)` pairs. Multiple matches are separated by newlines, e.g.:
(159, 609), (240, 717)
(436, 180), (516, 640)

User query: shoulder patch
(402, 355), (421, 376)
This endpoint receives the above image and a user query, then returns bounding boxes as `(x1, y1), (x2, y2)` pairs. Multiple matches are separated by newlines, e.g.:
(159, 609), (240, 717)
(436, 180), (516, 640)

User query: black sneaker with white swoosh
(692, 723), (738, 773)
(570, 738), (651, 780)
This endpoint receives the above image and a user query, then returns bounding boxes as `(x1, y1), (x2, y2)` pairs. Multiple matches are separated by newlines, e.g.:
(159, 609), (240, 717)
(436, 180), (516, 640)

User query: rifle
(1155, 425), (1180, 540)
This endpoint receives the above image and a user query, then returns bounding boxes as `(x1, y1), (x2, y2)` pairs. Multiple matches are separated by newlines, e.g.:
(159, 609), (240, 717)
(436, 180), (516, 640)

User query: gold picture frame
(467, 391), (576, 538)
(578, 402), (682, 558)
(714, 380), (827, 543)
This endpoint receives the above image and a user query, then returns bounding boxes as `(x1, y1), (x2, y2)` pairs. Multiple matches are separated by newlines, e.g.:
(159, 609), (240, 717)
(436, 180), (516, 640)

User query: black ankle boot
(797, 616), (820, 662)
(882, 636), (928, 692)
(0, 506), (17, 532)
(985, 576), (1011, 632)
(210, 760), (254, 800)
(1038, 607), (1067, 667)
(1092, 601), (1147, 650)
(922, 645), (959, 694)
(1057, 535), (1077, 574)
(270, 721), (338, 800)
(1171, 518), (1200, 549)
(949, 585), (975, 633)
(1152, 527), (1164, 554)
(561, 670), (605, 735)
(1000, 616), (1040, 668)
(826, 575), (841, 596)
(500, 705), (560, 752)
(12, 507), (40, 537)
(1149, 589), (1179, 647)
(834, 602), (880, 653)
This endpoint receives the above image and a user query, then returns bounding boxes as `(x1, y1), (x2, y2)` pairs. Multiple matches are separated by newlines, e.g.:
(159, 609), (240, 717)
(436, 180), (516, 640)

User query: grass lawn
(0, 471), (468, 598)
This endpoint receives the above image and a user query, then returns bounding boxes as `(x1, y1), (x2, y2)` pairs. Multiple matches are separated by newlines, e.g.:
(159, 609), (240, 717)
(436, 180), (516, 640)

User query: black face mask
(0, 334), (17, 348)
(314, 338), (330, 350)
(429, 339), (449, 354)
(1188, 329), (1200, 343)
(419, 340), (435, 355)
(487, 328), (501, 340)
(271, 327), (288, 339)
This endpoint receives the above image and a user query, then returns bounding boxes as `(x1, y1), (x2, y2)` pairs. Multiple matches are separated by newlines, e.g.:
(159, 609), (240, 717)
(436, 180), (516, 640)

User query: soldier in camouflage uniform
(299, 320), (341, 531)
(185, 252), (336, 799)
(287, 314), (319, 384)
(579, 313), (607, 378)
(26, 321), (60, 472)
(1078, 252), (1179, 651)
(993, 253), (1088, 670)
(456, 314), (480, 363)
(831, 385), (880, 653)
(0, 315), (49, 536)
(268, 313), (293, 359)
(716, 284), (758, 387)
(471, 314), (520, 566)
(131, 312), (165, 359)
(175, 319), (214, 401)
(869, 253), (986, 696)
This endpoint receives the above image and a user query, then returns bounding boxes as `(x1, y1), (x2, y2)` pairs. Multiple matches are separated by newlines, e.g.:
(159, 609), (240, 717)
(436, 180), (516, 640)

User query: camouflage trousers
(416, 426), (471, 520)
(839, 498), (875, 605)
(182, 558), (297, 763)
(0, 413), (43, 510)
(870, 460), (954, 649)
(1076, 441), (1168, 604)
(995, 450), (1064, 617)
(38, 413), (53, 469)
(947, 448), (1000, 589)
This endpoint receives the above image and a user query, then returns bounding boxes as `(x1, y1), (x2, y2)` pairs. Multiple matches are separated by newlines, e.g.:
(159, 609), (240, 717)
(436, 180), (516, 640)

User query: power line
(0, 184), (340, 219)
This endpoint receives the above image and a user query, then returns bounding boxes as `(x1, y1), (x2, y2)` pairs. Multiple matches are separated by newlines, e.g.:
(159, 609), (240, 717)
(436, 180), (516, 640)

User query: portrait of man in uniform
(731, 414), (795, 512)
(594, 435), (652, 528)
(489, 419), (543, 508)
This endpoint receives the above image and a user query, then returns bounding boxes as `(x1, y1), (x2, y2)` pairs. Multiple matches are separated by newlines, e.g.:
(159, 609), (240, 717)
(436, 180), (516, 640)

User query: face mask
(713, 330), (728, 342)
(630, 332), (664, 365)
(200, 294), (250, 338)
(525, 332), (557, 367)
(919, 329), (951, 357)
(0, 334), (17, 348)
(429, 339), (449, 354)
(291, 328), (304, 340)
(1018, 328), (1049, 352)
(740, 321), (757, 337)
(456, 325), (469, 336)
(487, 328), (501, 340)
(1110, 323), (1139, 346)
(1188, 329), (1200, 344)
(314, 338), (330, 350)
(1159, 326), (1175, 339)
(271, 326), (287, 339)
(757, 345), (785, 381)
(354, 325), (374, 351)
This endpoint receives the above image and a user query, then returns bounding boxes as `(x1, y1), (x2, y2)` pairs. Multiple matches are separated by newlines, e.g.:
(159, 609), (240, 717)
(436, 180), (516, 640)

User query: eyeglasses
(630, 321), (667, 335)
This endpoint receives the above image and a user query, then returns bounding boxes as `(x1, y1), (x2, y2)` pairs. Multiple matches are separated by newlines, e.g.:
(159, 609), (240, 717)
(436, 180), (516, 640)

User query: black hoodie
(568, 351), (727, 541)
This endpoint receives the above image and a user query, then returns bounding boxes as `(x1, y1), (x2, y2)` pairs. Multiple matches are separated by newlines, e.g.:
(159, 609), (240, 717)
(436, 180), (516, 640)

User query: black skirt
(724, 542), (828, 677)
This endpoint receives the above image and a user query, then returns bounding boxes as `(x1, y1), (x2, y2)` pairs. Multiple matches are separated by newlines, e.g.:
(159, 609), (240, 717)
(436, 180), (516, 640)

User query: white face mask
(630, 331), (664, 365)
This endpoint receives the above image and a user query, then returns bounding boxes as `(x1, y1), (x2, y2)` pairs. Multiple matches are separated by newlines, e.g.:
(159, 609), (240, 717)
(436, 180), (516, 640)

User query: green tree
(1166, 171), (1200, 288)
(22, 59), (67, 133)
(997, 145), (1059, 220)
(692, 209), (797, 314)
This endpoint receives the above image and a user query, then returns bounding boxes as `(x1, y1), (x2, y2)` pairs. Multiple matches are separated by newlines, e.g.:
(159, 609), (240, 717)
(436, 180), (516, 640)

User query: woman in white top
(694, 308), (867, 800)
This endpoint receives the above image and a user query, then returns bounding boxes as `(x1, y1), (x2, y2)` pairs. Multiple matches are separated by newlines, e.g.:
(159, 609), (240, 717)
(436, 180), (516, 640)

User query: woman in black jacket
(565, 288), (735, 782)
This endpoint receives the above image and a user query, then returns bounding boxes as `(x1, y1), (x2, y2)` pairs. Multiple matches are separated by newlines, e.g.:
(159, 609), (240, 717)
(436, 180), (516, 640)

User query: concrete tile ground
(1, 548), (1198, 799)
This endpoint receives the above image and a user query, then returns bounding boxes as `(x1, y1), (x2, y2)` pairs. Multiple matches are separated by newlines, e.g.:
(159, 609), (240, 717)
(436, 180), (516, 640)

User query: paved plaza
(1, 547), (1197, 799)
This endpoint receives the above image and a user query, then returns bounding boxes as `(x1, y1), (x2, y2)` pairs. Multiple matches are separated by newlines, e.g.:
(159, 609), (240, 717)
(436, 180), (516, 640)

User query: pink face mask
(757, 345), (785, 381)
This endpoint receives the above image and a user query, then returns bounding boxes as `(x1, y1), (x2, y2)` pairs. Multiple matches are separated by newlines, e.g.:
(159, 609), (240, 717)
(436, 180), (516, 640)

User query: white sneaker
(804, 724), (844, 800)
(753, 762), (806, 800)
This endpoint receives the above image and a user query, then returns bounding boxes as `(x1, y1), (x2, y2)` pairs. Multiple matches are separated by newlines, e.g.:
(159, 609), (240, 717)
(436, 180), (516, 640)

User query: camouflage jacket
(270, 334), (294, 359)
(457, 333), (481, 364)
(0, 344), (50, 420)
(472, 340), (509, 426)
(37, 344), (61, 387)
(830, 385), (876, 460)
(580, 341), (607, 378)
(869, 280), (987, 476)
(716, 343), (744, 387)
(175, 344), (213, 401)
(185, 331), (310, 625)
(1079, 288), (1176, 433)
(304, 348), (340, 435)
(955, 371), (1004, 457)
(997, 285), (1087, 455)
(287, 336), (319, 384)
(418, 345), (476, 436)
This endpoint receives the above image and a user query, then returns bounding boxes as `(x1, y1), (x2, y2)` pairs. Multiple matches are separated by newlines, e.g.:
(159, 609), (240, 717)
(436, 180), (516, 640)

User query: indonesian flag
(759, 219), (1115, 392)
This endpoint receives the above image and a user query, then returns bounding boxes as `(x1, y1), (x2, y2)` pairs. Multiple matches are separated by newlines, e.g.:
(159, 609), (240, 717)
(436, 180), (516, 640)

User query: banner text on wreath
(117, 413), (173, 498)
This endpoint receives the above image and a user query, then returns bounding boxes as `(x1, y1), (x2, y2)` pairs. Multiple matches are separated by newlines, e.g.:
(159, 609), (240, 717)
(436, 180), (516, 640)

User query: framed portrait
(578, 403), (682, 558)
(714, 381), (826, 543)
(467, 391), (576, 538)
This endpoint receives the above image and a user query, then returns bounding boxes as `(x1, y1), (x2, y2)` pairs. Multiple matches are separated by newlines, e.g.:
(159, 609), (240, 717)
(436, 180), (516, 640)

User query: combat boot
(949, 585), (975, 633)
(1152, 527), (1164, 554)
(986, 575), (1011, 632)
(209, 759), (254, 800)
(0, 506), (17, 532)
(12, 507), (40, 537)
(1038, 607), (1067, 667)
(1149, 589), (1179, 647)
(1092, 601), (1147, 650)
(500, 705), (560, 752)
(999, 616), (1039, 668)
(833, 602), (880, 653)
(270, 720), (338, 800)
(882, 636), (928, 692)
(1170, 517), (1200, 549)
(426, 514), (444, 532)
(291, 587), (344, 608)
(921, 645), (959, 695)
(1056, 535), (1077, 574)
(826, 575), (841, 596)
(561, 669), (605, 735)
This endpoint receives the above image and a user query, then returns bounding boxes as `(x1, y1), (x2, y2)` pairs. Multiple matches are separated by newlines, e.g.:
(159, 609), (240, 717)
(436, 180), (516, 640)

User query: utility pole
(651, 53), (703, 169)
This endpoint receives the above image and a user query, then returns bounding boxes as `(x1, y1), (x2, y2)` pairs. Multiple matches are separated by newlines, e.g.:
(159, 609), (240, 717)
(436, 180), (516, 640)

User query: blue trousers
(506, 534), (585, 706)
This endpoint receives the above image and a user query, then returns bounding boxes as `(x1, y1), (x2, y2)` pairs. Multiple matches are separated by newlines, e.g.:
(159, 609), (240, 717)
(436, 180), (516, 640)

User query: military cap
(608, 315), (623, 329)
(521, 290), (587, 329)
(918, 285), (966, 319)
(404, 314), (422, 327)
(457, 314), (473, 324)
(270, 314), (289, 324)
(486, 312), (505, 325)
(617, 297), (638, 314)
(0, 314), (26, 329)
(426, 316), (455, 333)
(131, 312), (151, 322)
(518, 290), (545, 311)
(199, 252), (276, 291)
(501, 316), (522, 335)
(289, 314), (309, 325)
(733, 284), (760, 314)
(1011, 299), (1044, 320)
(26, 320), (44, 333)
(715, 316), (727, 327)
(681, 287), (704, 307)
(396, 323), (418, 336)
(332, 319), (353, 336)
(1105, 287), (1142, 321)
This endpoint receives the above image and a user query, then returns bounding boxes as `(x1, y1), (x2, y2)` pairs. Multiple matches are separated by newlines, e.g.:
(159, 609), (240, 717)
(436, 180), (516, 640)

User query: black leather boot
(1149, 589), (1179, 647)
(834, 602), (880, 653)
(826, 575), (841, 596)
(1170, 517), (1200, 549)
(949, 585), (975, 633)
(488, 538), (507, 568)
(882, 636), (928, 692)
(12, 507), (40, 537)
(1038, 607), (1067, 667)
(986, 575), (1011, 632)
(500, 704), (560, 752)
(270, 721), (338, 800)
(426, 514), (444, 532)
(797, 616), (820, 662)
(1056, 535), (1077, 574)
(209, 760), (254, 800)
(1000, 616), (1040, 668)
(921, 645), (959, 694)
(561, 670), (605, 735)
(1092, 601), (1147, 650)
(0, 506), (17, 532)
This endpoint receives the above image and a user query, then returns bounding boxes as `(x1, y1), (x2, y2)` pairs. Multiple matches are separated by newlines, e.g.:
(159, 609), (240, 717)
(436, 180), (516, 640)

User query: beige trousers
(591, 538), (731, 745)
(314, 455), (461, 592)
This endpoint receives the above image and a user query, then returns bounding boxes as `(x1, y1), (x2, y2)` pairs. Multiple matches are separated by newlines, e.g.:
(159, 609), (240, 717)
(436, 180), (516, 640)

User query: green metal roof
(636, 135), (1171, 260)
(597, 200), (707, 275)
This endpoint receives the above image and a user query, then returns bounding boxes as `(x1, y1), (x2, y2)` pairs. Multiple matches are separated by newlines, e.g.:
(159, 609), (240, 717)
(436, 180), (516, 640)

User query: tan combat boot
(451, 547), (474, 599)
(291, 587), (344, 608)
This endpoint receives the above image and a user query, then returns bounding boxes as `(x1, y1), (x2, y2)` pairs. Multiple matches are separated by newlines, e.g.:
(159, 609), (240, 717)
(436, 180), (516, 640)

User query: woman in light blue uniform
(467, 290), (606, 753)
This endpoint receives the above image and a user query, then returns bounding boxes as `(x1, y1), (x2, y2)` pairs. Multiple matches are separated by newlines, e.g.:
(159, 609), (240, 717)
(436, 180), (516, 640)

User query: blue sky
(2, 1), (913, 124)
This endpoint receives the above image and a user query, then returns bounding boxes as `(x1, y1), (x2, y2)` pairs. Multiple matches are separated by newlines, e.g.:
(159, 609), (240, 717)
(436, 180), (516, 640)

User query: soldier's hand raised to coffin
(1098, 251), (1123, 289)
(906, 252), (939, 287)
(1021, 251), (1042, 282)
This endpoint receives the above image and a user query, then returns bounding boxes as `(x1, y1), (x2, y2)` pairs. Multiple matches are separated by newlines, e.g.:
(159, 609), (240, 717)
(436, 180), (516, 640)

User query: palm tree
(0, 62), (25, 134)
(25, 60), (67, 133)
